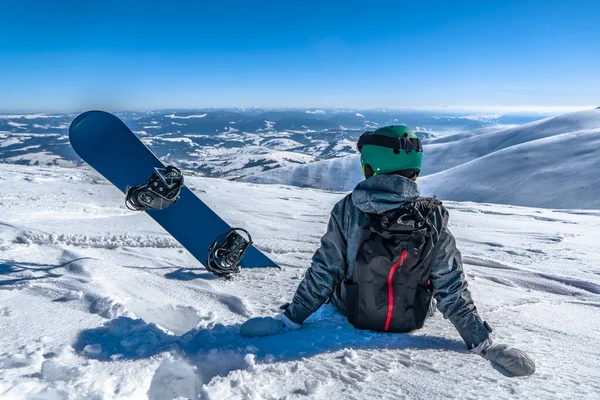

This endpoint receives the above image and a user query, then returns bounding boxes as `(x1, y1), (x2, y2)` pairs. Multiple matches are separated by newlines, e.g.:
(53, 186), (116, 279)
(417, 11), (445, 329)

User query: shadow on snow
(0, 257), (95, 287)
(73, 306), (466, 386)
(164, 268), (219, 281)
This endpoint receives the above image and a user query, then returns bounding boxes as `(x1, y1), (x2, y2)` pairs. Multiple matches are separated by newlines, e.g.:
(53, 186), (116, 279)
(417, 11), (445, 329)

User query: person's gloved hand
(240, 313), (301, 337)
(472, 339), (536, 377)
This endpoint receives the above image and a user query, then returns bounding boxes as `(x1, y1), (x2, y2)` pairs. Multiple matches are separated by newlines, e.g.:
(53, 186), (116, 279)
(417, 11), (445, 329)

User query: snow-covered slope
(419, 126), (600, 209)
(241, 154), (362, 191)
(1, 163), (599, 399)
(421, 109), (600, 175)
(244, 109), (600, 209)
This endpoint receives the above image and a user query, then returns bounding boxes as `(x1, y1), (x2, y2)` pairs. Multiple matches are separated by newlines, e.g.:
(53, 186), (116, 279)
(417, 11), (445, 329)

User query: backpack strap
(415, 196), (442, 215)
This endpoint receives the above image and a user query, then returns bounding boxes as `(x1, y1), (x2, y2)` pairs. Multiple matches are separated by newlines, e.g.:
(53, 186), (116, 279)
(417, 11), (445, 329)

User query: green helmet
(358, 125), (422, 178)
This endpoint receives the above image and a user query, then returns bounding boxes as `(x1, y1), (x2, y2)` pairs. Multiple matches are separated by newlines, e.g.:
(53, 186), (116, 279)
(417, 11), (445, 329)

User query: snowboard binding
(207, 228), (252, 277)
(125, 165), (184, 211)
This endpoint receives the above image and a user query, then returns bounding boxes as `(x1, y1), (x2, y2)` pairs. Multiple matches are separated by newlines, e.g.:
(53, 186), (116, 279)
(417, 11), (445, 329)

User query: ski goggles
(357, 131), (423, 153)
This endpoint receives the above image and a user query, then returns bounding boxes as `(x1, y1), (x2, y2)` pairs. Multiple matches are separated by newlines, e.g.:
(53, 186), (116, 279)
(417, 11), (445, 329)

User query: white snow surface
(4, 152), (77, 168)
(243, 154), (362, 191)
(0, 114), (63, 120)
(419, 127), (600, 209)
(243, 109), (600, 209)
(261, 138), (303, 151)
(7, 122), (28, 128)
(165, 114), (208, 119)
(0, 163), (599, 399)
(0, 138), (23, 148)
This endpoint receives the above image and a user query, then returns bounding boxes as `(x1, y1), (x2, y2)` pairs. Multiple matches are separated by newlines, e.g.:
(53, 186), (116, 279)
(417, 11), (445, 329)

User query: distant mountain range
(244, 109), (600, 209)
(0, 108), (553, 179)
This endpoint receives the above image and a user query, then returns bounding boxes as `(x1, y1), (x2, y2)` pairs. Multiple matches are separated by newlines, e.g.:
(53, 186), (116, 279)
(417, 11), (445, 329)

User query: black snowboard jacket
(284, 174), (491, 349)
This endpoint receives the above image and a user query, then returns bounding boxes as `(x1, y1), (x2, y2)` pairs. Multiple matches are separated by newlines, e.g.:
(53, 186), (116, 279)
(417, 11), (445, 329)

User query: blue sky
(1, 0), (598, 112)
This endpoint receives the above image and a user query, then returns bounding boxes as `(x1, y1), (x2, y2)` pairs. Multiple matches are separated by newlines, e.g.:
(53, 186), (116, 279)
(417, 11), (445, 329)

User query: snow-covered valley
(1, 163), (599, 399)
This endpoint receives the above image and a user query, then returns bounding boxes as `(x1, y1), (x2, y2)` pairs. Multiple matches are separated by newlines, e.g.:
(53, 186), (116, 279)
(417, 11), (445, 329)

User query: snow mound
(16, 232), (182, 249)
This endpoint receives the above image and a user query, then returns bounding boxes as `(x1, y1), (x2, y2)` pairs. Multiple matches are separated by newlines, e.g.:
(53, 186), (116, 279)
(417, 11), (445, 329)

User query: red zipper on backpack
(384, 250), (408, 331)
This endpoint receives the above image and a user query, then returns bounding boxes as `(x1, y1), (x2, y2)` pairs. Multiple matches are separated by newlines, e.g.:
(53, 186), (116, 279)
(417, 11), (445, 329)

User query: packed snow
(0, 162), (599, 399)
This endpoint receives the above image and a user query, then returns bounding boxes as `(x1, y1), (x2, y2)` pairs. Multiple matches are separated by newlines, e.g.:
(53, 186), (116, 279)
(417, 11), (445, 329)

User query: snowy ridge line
(14, 232), (182, 249)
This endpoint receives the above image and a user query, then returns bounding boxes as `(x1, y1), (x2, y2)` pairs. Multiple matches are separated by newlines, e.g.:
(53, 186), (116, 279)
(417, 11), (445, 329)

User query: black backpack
(345, 197), (441, 333)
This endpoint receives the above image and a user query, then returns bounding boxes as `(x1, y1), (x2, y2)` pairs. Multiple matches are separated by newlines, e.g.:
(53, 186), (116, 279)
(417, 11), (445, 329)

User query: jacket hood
(351, 174), (420, 214)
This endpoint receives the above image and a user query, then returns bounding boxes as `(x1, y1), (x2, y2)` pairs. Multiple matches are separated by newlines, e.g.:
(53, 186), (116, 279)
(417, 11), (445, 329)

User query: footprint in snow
(148, 357), (202, 400)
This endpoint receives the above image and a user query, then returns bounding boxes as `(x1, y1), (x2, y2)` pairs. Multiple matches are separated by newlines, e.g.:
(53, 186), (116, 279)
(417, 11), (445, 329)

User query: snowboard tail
(69, 110), (277, 269)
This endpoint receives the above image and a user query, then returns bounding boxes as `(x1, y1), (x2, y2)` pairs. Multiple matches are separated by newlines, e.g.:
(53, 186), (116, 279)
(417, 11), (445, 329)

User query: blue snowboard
(69, 110), (278, 270)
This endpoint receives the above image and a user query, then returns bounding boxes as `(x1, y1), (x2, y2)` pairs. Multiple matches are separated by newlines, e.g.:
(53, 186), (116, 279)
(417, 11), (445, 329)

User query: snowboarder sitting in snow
(240, 126), (535, 377)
